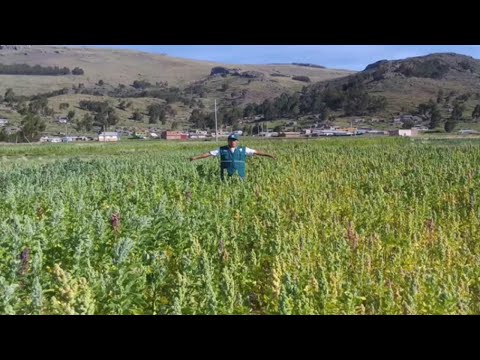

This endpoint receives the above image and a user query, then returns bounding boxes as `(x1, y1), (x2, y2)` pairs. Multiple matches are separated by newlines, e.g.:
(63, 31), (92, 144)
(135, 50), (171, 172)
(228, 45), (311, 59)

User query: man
(189, 133), (275, 180)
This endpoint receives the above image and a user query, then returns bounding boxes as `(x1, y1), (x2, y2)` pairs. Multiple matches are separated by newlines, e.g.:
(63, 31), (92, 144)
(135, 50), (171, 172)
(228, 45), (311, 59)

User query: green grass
(1, 137), (480, 314)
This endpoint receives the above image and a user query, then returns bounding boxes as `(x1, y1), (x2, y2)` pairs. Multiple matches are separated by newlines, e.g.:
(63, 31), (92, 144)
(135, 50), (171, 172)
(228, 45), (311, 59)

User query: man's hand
(255, 150), (276, 160)
(190, 153), (211, 162)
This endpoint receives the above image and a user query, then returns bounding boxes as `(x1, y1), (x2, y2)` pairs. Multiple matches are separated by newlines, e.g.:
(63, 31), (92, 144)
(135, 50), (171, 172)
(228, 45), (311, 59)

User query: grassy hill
(314, 53), (480, 117)
(0, 45), (353, 96)
(0, 45), (354, 135)
(2, 47), (480, 137)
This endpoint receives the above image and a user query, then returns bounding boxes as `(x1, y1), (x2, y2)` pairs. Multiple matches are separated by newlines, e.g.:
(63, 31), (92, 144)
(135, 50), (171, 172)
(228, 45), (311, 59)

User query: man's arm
(190, 153), (212, 161)
(254, 150), (275, 160)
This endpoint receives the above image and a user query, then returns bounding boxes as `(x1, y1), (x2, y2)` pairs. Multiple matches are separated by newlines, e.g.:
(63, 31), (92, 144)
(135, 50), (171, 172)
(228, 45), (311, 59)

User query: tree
(312, 98), (325, 113)
(0, 63), (72, 75)
(72, 67), (84, 75)
(451, 102), (465, 122)
(319, 105), (330, 122)
(17, 101), (28, 115)
(189, 109), (208, 129)
(79, 100), (110, 112)
(132, 109), (144, 121)
(59, 102), (70, 110)
(74, 118), (82, 132)
(149, 108), (166, 124)
(67, 110), (76, 121)
(243, 104), (256, 119)
(97, 80), (104, 86)
(171, 121), (179, 130)
(472, 105), (480, 121)
(94, 106), (118, 131)
(20, 113), (46, 142)
(436, 89), (444, 104)
(252, 123), (262, 135)
(343, 91), (370, 116)
(322, 88), (345, 111)
(29, 97), (48, 115)
(74, 113), (94, 132)
(367, 96), (387, 113)
(165, 105), (176, 117)
(132, 80), (151, 89)
(242, 125), (253, 136)
(292, 76), (311, 82)
(416, 101), (441, 129)
(0, 128), (10, 142)
(417, 103), (429, 117)
(147, 103), (165, 124)
(429, 108), (442, 129)
(4, 88), (16, 104)
(444, 120), (457, 133)
(291, 105), (300, 119)
(261, 99), (278, 121)
(83, 113), (94, 132)
(159, 109), (167, 125)
(402, 119), (415, 129)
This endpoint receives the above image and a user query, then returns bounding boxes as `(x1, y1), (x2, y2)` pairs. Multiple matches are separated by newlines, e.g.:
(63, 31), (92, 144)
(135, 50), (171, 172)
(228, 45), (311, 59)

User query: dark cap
(228, 133), (239, 141)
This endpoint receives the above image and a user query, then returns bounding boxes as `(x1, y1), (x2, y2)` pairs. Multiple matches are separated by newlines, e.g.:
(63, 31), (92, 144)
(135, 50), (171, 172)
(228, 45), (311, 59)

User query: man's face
(228, 139), (238, 148)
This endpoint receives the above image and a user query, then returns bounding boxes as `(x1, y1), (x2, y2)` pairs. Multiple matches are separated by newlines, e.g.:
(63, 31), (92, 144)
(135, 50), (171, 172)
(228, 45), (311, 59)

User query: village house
(389, 129), (419, 137)
(278, 131), (302, 138)
(161, 131), (188, 140)
(98, 132), (119, 142)
(57, 116), (68, 124)
(459, 129), (480, 135)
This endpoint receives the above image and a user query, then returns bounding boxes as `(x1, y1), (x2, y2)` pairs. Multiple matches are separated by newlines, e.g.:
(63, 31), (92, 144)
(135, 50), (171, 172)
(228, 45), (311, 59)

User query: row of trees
(407, 98), (480, 132)
(122, 102), (178, 125)
(145, 103), (175, 124)
(105, 83), (185, 104)
(1, 87), (73, 105)
(188, 105), (244, 130)
(0, 63), (84, 76)
(185, 83), (480, 130)
(76, 100), (119, 132)
(240, 79), (387, 122)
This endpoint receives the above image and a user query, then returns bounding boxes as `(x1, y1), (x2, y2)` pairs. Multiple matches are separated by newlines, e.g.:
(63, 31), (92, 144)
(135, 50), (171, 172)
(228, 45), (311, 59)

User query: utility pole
(215, 99), (218, 143)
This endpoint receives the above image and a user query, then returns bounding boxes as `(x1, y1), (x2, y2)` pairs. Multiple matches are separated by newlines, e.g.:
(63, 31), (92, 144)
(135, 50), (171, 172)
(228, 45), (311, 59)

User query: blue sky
(74, 45), (480, 71)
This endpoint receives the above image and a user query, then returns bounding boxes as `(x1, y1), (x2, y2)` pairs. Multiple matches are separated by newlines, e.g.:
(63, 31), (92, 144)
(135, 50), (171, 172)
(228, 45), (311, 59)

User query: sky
(74, 45), (480, 71)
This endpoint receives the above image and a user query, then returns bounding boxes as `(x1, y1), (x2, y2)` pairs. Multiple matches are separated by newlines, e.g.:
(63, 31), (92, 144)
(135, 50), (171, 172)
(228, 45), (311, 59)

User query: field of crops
(1, 137), (479, 314)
